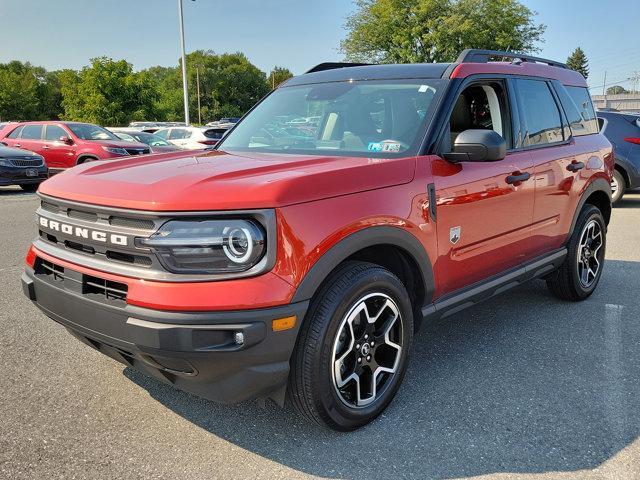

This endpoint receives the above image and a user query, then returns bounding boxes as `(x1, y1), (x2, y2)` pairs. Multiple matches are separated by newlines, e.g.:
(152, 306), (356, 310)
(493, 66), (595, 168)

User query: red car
(1, 121), (150, 172)
(23, 50), (612, 431)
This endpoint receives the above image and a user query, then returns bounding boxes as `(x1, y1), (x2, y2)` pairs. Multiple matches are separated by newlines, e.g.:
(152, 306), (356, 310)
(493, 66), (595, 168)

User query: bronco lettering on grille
(39, 216), (128, 247)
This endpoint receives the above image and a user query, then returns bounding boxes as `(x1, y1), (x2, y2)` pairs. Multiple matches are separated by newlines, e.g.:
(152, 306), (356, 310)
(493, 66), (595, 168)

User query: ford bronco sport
(22, 50), (613, 431)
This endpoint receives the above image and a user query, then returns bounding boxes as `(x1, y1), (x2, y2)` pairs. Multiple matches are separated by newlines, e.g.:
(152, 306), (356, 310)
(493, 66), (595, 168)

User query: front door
(43, 124), (76, 168)
(432, 79), (535, 295)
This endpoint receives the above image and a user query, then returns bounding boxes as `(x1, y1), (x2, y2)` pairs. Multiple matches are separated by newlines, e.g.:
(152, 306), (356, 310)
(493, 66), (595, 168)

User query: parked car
(109, 128), (182, 153)
(0, 121), (150, 172)
(154, 126), (228, 150)
(23, 50), (612, 431)
(127, 122), (163, 133)
(0, 145), (48, 191)
(597, 110), (640, 203)
(206, 117), (239, 127)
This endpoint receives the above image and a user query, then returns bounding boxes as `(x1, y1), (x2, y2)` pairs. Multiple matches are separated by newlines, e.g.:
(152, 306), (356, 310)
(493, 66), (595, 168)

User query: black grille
(67, 209), (99, 222)
(84, 275), (128, 302)
(109, 216), (155, 230)
(65, 240), (95, 255)
(125, 148), (150, 156)
(36, 259), (65, 281)
(106, 250), (153, 267)
(10, 157), (43, 167)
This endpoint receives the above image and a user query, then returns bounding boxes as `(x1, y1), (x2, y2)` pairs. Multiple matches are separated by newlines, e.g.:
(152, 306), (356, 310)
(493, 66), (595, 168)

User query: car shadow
(615, 192), (640, 208)
(123, 259), (640, 479)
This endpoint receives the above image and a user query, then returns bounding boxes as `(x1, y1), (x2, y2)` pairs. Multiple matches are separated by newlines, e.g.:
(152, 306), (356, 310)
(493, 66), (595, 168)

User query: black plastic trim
(291, 226), (435, 306)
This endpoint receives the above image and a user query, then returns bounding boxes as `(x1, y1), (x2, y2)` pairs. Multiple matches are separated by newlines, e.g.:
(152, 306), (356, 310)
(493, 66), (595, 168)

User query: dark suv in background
(597, 111), (640, 203)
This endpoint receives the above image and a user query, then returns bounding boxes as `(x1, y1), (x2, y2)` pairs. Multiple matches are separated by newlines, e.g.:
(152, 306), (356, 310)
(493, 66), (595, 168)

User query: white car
(154, 126), (227, 150)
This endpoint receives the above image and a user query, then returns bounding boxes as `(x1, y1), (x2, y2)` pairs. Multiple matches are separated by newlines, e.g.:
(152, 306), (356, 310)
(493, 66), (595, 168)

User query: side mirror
(59, 136), (73, 145)
(444, 129), (506, 163)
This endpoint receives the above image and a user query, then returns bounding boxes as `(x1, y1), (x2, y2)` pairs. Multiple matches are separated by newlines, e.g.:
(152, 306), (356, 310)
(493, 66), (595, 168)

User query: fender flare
(76, 154), (99, 165)
(290, 225), (435, 306)
(569, 177), (612, 236)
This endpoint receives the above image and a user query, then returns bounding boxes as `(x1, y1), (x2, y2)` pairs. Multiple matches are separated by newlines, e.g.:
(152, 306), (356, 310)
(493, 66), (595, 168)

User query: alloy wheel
(331, 293), (403, 408)
(576, 219), (604, 288)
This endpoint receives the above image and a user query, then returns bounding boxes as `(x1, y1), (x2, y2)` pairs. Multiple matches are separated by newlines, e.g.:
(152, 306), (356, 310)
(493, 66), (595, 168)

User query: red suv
(22, 50), (612, 430)
(2, 121), (150, 172)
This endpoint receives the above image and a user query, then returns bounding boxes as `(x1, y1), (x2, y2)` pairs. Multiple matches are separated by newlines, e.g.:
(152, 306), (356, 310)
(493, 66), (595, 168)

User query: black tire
(547, 205), (606, 301)
(76, 156), (98, 165)
(287, 261), (414, 431)
(20, 183), (39, 192)
(611, 169), (626, 205)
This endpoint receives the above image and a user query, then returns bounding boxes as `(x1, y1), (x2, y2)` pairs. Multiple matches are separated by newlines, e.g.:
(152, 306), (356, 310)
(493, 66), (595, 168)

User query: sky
(0, 0), (637, 93)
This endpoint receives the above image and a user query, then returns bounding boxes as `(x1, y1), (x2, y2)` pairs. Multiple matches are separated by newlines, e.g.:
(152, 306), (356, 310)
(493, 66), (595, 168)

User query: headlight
(138, 219), (267, 274)
(102, 146), (129, 156)
(0, 158), (10, 166)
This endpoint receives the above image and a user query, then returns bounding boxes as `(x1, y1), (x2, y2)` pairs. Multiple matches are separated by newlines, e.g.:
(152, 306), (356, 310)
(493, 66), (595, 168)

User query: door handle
(43, 145), (50, 150)
(567, 161), (585, 172)
(15, 143), (21, 148)
(506, 171), (531, 185)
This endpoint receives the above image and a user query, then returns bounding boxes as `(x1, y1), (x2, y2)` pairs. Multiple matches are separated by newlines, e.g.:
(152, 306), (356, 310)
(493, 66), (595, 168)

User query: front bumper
(22, 265), (308, 404)
(0, 165), (48, 186)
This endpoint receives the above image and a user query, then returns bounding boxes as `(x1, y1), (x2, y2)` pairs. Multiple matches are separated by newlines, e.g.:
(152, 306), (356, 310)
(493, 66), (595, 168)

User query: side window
(7, 125), (24, 139)
(516, 79), (563, 147)
(447, 81), (512, 150)
(44, 125), (68, 141)
(553, 83), (587, 138)
(21, 124), (44, 140)
(566, 86), (599, 134)
(155, 129), (169, 140)
(169, 128), (187, 140)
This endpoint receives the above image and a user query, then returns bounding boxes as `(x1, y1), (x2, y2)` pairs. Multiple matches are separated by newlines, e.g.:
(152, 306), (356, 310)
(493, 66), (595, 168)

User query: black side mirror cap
(444, 129), (506, 163)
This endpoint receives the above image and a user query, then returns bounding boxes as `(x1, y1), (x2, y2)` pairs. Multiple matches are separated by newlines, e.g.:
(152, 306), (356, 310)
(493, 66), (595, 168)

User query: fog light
(234, 331), (244, 345)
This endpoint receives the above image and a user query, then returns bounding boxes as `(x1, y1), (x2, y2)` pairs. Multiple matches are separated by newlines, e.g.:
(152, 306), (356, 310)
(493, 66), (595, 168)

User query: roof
(286, 49), (588, 88)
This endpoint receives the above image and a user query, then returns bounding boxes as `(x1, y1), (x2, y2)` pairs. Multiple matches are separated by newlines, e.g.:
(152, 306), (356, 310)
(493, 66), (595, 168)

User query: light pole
(177, 0), (190, 125)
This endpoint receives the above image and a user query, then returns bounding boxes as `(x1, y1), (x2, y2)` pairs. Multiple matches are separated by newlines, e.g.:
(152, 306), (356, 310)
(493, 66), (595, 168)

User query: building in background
(592, 93), (640, 113)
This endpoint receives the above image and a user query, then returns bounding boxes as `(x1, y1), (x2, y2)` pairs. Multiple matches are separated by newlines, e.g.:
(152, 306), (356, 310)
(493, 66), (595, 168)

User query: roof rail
(306, 62), (371, 74)
(455, 49), (568, 69)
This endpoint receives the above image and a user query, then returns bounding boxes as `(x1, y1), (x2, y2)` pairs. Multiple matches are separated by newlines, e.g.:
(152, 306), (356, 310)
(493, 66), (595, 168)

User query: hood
(38, 150), (416, 211)
(0, 145), (43, 158)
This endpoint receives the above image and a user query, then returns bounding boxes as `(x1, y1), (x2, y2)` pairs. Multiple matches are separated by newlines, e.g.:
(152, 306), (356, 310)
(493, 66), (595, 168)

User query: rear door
(16, 124), (45, 155)
(514, 79), (598, 255)
(168, 128), (191, 148)
(432, 77), (536, 294)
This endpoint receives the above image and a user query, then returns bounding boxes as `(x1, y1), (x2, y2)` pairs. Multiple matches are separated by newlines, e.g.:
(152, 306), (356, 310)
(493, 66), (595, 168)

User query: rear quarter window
(566, 86), (598, 134)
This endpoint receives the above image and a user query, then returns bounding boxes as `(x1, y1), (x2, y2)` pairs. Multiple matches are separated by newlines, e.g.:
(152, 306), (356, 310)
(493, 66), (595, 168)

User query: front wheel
(288, 261), (414, 431)
(547, 205), (606, 301)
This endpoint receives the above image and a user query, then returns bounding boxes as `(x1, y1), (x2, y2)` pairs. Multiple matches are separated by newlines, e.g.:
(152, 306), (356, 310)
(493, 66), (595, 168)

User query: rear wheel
(547, 205), (606, 301)
(288, 261), (414, 431)
(611, 170), (625, 205)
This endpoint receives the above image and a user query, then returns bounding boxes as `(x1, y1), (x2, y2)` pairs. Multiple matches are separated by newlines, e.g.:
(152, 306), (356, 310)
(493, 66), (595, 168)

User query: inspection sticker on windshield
(368, 141), (402, 153)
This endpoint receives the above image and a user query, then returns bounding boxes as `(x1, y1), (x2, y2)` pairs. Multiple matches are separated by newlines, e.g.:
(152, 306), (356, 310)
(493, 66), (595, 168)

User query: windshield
(134, 132), (172, 147)
(218, 79), (444, 157)
(68, 123), (120, 141)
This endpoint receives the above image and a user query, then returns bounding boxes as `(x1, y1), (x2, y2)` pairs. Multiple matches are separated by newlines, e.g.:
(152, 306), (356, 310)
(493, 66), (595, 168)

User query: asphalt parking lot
(0, 187), (638, 480)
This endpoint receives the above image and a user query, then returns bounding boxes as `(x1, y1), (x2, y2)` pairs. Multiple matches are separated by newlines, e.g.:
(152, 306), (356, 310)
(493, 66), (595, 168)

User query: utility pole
(196, 65), (202, 125)
(602, 71), (607, 96)
(177, 0), (190, 125)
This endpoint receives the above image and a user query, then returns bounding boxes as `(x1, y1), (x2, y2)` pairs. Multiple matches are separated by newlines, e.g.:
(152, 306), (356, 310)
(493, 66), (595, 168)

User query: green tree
(606, 85), (629, 95)
(566, 47), (589, 79)
(268, 67), (294, 89)
(341, 0), (546, 64)
(59, 57), (159, 125)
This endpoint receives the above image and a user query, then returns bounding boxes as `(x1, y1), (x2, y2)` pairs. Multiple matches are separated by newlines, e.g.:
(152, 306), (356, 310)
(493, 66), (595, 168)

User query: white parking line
(604, 303), (627, 443)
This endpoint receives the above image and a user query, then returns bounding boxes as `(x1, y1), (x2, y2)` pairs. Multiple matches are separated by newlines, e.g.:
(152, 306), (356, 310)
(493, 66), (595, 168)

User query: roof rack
(306, 62), (371, 74)
(455, 49), (568, 69)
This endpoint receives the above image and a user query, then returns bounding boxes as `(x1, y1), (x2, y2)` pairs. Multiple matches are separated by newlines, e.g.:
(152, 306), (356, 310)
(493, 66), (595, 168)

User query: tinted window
(7, 126), (23, 139)
(21, 124), (43, 140)
(517, 80), (563, 146)
(154, 129), (169, 140)
(44, 125), (68, 141)
(133, 132), (172, 147)
(566, 86), (599, 134)
(169, 128), (189, 140)
(204, 128), (227, 140)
